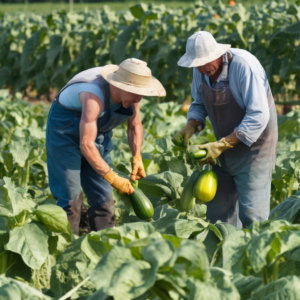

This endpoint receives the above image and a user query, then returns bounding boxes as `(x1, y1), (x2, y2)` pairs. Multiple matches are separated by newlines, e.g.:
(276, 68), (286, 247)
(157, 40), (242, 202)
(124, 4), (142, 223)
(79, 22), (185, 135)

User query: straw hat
(178, 31), (231, 68)
(100, 58), (166, 97)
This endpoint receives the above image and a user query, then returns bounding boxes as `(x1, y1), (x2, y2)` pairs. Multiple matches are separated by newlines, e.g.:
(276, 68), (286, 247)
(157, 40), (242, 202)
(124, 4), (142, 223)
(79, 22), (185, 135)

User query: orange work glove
(104, 170), (134, 194)
(130, 155), (146, 181)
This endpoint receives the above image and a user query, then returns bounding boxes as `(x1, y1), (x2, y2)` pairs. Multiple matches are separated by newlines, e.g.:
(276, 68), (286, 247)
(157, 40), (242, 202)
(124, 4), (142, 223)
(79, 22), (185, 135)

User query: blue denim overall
(200, 54), (278, 228)
(46, 72), (133, 232)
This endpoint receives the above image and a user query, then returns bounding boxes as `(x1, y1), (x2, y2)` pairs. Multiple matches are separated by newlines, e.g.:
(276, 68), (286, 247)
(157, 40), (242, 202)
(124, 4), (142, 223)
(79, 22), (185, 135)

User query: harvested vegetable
(180, 169), (202, 211)
(192, 149), (208, 160)
(194, 167), (218, 202)
(130, 181), (154, 221)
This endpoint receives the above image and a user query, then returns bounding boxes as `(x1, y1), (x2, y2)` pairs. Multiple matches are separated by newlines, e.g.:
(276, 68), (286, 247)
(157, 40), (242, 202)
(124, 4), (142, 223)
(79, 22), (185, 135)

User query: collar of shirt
(216, 53), (229, 83)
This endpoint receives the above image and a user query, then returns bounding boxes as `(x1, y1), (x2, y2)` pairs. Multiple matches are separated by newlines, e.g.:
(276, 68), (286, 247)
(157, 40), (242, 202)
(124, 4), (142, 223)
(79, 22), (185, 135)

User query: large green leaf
(0, 177), (36, 217)
(251, 276), (300, 300)
(5, 222), (48, 269)
(0, 276), (50, 300)
(35, 204), (72, 237)
(110, 20), (141, 64)
(9, 138), (32, 167)
(233, 273), (262, 300)
(247, 230), (300, 273)
(46, 35), (63, 68)
(269, 194), (300, 223)
(214, 230), (251, 273)
(187, 268), (240, 300)
(50, 234), (98, 299)
(91, 246), (154, 300)
(130, 3), (148, 19)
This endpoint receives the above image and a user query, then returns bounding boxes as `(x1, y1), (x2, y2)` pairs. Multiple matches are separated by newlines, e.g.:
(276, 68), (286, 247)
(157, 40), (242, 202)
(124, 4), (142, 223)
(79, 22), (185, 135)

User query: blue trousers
(46, 101), (114, 210)
(206, 157), (272, 229)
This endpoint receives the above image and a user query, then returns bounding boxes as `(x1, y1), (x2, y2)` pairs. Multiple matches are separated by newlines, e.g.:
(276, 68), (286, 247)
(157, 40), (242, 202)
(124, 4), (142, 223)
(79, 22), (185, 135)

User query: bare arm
(127, 102), (143, 156)
(79, 91), (110, 178)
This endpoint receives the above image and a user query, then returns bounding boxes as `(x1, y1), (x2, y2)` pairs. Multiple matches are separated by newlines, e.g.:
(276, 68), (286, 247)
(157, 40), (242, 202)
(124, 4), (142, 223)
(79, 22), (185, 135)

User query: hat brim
(100, 65), (166, 97)
(178, 44), (231, 68)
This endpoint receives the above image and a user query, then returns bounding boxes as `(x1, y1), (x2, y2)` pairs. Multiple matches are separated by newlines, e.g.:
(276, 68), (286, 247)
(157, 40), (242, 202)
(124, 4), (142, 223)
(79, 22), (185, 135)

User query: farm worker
(173, 31), (278, 228)
(46, 58), (166, 234)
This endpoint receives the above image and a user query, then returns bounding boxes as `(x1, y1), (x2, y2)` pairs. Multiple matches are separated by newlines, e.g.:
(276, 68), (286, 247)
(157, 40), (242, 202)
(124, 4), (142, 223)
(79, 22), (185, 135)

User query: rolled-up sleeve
(234, 72), (270, 147)
(187, 68), (208, 128)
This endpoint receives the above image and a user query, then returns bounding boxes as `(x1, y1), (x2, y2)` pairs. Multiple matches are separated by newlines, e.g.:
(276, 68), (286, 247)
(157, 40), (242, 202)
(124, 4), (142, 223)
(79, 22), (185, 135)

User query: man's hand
(131, 155), (146, 181)
(197, 138), (234, 165)
(172, 121), (202, 148)
(104, 170), (134, 194)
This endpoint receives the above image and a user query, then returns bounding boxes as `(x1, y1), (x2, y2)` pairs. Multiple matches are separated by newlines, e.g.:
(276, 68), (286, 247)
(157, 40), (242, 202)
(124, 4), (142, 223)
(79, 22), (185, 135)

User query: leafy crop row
(0, 0), (300, 102)
(0, 90), (300, 299)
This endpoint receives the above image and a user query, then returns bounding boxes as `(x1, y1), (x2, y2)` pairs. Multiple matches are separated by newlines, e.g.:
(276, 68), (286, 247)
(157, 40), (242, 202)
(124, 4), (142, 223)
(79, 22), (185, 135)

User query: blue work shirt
(59, 82), (122, 117)
(188, 48), (271, 147)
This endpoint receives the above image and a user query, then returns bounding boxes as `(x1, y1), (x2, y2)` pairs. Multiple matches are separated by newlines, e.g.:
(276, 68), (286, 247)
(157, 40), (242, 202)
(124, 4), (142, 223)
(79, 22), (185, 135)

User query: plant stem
(132, 180), (138, 189)
(20, 211), (26, 227)
(262, 268), (268, 285)
(1, 260), (17, 275)
(272, 260), (279, 282)
(0, 163), (4, 179)
(26, 160), (30, 184)
(17, 166), (23, 187)
(288, 176), (294, 197)
(58, 276), (90, 300)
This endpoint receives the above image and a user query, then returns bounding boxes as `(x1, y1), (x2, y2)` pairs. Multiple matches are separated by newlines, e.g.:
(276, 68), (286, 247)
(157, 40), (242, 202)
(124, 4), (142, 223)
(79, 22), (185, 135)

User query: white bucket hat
(100, 58), (166, 97)
(178, 31), (231, 68)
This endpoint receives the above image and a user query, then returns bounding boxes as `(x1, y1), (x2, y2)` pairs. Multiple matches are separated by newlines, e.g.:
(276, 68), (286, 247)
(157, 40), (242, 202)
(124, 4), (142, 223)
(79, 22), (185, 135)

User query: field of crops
(0, 87), (299, 299)
(0, 0), (291, 13)
(0, 0), (300, 103)
(1, 0), (300, 299)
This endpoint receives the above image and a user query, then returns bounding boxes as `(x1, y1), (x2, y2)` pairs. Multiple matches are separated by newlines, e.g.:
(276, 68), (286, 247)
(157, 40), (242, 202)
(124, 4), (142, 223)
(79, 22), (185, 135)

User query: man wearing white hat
(46, 58), (166, 234)
(173, 31), (277, 228)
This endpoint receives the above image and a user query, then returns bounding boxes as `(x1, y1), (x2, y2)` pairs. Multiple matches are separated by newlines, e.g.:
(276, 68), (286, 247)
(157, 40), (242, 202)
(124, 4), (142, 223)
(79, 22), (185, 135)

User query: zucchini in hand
(130, 181), (154, 221)
(192, 149), (208, 160)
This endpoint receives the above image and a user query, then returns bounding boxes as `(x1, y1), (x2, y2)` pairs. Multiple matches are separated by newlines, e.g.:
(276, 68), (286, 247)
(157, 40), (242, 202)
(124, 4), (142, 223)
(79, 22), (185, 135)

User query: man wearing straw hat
(173, 31), (278, 228)
(46, 58), (165, 234)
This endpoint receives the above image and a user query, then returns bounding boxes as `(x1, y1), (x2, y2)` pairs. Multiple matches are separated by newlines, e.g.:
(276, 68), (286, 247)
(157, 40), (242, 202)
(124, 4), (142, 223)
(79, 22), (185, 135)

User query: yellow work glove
(172, 123), (196, 148)
(198, 138), (234, 165)
(104, 170), (134, 194)
(130, 155), (146, 181)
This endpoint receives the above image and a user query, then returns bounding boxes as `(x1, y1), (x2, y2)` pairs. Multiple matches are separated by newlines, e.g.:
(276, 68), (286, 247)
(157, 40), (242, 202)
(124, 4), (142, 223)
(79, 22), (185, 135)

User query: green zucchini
(192, 149), (208, 160)
(171, 133), (192, 147)
(194, 170), (218, 202)
(171, 133), (185, 147)
(180, 170), (201, 211)
(130, 183), (154, 221)
(215, 222), (240, 238)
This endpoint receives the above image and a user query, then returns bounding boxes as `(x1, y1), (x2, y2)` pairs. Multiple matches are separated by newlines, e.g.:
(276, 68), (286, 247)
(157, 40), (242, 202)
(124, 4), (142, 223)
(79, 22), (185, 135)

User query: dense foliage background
(0, 87), (299, 299)
(0, 0), (300, 103)
(1, 1), (300, 299)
